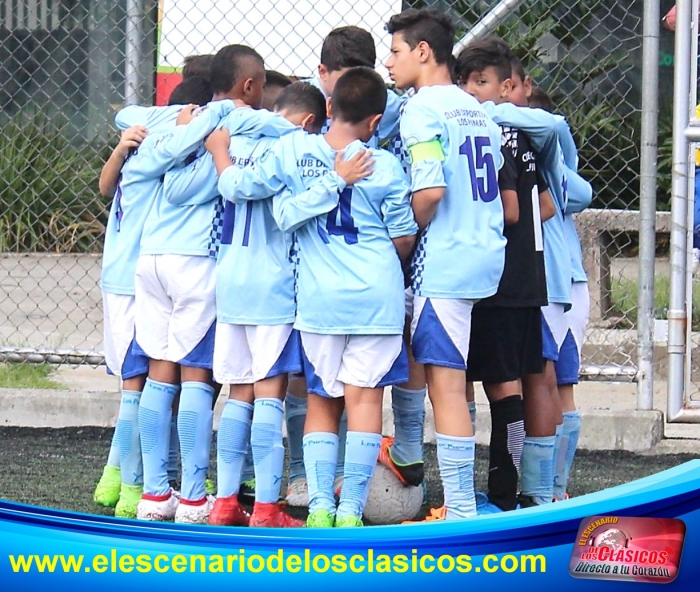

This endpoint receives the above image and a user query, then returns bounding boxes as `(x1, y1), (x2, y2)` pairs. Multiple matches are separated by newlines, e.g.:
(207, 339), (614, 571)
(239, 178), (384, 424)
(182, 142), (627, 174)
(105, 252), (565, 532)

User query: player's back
(402, 85), (506, 300)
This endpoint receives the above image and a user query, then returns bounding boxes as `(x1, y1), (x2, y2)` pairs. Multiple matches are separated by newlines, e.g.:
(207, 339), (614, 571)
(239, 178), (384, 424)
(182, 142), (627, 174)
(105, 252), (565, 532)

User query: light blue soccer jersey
(563, 163), (593, 283)
(218, 132), (417, 334)
(142, 107), (296, 258)
(401, 85), (506, 300)
(100, 103), (231, 295)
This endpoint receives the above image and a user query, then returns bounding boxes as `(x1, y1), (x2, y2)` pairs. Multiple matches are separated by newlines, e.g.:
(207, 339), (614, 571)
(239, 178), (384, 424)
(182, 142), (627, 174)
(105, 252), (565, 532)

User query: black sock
(488, 395), (525, 511)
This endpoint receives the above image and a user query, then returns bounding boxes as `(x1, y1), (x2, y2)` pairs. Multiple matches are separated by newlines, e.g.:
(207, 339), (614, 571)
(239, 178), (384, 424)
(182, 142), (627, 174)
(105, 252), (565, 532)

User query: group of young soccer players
(92, 6), (592, 527)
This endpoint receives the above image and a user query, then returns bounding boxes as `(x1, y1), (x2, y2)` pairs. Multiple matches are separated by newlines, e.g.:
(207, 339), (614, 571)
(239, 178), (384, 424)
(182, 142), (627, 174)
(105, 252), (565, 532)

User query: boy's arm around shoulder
(380, 154), (418, 265)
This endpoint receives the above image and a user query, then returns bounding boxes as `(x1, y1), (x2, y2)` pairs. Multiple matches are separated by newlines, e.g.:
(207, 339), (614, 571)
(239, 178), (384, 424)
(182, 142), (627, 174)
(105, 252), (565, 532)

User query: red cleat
(208, 495), (250, 527)
(249, 502), (305, 528)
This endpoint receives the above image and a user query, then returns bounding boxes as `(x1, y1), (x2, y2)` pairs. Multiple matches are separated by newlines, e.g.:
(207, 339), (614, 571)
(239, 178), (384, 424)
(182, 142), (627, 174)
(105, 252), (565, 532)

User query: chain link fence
(0, 1), (680, 395)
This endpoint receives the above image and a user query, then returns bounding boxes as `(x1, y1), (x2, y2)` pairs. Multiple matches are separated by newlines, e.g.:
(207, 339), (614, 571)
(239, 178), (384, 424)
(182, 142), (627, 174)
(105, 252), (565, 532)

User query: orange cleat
(377, 436), (425, 487)
(208, 495), (250, 527)
(402, 506), (447, 524)
(249, 502), (305, 528)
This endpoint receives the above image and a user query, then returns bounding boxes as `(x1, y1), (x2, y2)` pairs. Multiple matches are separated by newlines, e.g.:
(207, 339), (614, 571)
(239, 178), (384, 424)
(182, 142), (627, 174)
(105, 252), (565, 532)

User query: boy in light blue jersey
(133, 45), (273, 525)
(92, 77), (214, 519)
(208, 67), (417, 527)
(386, 9), (506, 521)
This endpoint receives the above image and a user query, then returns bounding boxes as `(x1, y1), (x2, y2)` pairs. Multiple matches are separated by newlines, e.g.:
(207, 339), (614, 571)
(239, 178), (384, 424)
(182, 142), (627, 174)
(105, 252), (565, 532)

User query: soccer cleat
(475, 491), (489, 509)
(377, 436), (425, 487)
(333, 475), (344, 498)
(239, 479), (256, 504)
(249, 502), (305, 528)
(477, 501), (505, 515)
(175, 495), (215, 525)
(114, 483), (143, 519)
(401, 506), (446, 524)
(285, 478), (309, 507)
(335, 515), (363, 527)
(552, 492), (570, 503)
(205, 478), (216, 496)
(137, 488), (181, 521)
(93, 465), (121, 507)
(517, 494), (550, 509)
(208, 495), (250, 527)
(306, 509), (335, 528)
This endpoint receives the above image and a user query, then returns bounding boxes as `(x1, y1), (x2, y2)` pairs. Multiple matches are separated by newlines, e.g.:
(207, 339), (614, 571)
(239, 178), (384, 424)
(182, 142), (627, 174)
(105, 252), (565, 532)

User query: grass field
(0, 427), (696, 522)
(0, 364), (63, 390)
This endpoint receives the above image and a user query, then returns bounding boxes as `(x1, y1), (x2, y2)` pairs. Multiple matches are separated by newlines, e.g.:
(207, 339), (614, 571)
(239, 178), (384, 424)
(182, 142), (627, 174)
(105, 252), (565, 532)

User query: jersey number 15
(459, 136), (498, 203)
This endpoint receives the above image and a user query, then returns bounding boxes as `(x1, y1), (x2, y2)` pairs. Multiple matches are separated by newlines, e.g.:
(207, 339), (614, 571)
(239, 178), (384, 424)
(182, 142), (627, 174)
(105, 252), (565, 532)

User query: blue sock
(436, 433), (476, 519)
(468, 400), (477, 430)
(178, 381), (215, 502)
(251, 398), (285, 503)
(284, 393), (307, 483)
(554, 411), (581, 499)
(106, 425), (120, 469)
(520, 435), (556, 504)
(336, 410), (348, 479)
(391, 386), (426, 465)
(217, 399), (253, 497)
(167, 410), (180, 482)
(553, 422), (568, 500)
(303, 432), (338, 515)
(337, 431), (381, 520)
(139, 379), (179, 496)
(115, 390), (143, 487)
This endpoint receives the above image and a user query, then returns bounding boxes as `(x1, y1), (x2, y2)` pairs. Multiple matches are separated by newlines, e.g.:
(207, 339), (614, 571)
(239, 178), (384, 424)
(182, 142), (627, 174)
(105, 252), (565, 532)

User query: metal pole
(667, 0), (693, 422)
(637, 0), (661, 411)
(453, 0), (530, 55)
(124, 0), (143, 105)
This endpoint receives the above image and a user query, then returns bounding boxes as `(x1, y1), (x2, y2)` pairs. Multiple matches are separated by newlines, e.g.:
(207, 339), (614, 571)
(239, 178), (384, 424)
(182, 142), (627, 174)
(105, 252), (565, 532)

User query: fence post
(125, 0), (143, 105)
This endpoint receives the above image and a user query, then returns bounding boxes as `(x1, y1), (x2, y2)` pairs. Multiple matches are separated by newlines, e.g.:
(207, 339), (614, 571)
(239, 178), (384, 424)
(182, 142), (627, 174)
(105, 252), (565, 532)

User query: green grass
(0, 364), (63, 389)
(610, 275), (700, 330)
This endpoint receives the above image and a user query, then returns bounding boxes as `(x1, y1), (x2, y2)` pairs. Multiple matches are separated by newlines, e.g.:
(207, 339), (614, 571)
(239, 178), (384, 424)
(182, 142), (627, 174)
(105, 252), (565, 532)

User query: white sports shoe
(174, 495), (215, 524)
(136, 488), (181, 521)
(286, 478), (309, 507)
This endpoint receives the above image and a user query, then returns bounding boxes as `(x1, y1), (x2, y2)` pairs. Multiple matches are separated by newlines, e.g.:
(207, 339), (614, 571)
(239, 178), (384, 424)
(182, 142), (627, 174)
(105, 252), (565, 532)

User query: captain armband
(408, 140), (445, 163)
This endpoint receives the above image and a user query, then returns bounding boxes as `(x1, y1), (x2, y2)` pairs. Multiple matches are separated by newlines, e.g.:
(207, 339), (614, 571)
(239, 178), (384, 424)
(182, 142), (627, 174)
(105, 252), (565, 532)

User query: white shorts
(213, 323), (302, 384)
(300, 332), (407, 398)
(102, 291), (149, 379)
(404, 287), (414, 318)
(134, 254), (216, 368)
(542, 302), (568, 362)
(567, 281), (590, 353)
(410, 296), (475, 370)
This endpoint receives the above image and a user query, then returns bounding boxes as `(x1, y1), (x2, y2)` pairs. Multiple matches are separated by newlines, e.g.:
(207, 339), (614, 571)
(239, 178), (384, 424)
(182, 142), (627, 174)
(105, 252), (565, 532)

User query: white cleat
(286, 478), (309, 507)
(136, 488), (181, 521)
(174, 495), (216, 524)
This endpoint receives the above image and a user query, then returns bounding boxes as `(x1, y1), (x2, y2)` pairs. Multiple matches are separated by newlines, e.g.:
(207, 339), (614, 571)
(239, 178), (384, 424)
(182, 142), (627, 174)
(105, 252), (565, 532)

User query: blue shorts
(555, 330), (580, 385)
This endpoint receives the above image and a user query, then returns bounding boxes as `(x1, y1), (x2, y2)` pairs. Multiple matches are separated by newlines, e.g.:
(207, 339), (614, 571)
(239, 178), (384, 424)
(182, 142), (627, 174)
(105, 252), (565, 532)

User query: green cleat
(335, 515), (363, 528)
(306, 509), (335, 528)
(93, 465), (121, 507)
(114, 483), (143, 519)
(205, 478), (216, 496)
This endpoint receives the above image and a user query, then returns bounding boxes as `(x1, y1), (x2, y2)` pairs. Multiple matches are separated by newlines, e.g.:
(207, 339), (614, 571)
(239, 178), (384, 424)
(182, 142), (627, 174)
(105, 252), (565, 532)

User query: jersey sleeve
(377, 89), (405, 144)
(223, 108), (299, 139)
(564, 166), (593, 214)
(163, 150), (218, 206)
(115, 105), (151, 130)
(536, 166), (549, 193)
(380, 156), (418, 239)
(400, 99), (447, 192)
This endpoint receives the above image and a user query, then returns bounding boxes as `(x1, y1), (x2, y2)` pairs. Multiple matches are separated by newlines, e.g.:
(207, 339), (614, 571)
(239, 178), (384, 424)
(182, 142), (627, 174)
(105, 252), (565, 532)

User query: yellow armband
(408, 139), (445, 163)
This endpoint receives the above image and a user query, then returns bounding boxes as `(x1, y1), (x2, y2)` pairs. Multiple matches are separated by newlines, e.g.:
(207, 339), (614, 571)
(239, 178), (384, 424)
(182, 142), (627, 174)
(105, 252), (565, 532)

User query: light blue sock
(303, 432), (338, 515)
(167, 410), (180, 482)
(115, 390), (142, 486)
(139, 379), (179, 496)
(337, 431), (381, 520)
(436, 433), (476, 519)
(468, 400), (477, 430)
(336, 410), (348, 479)
(284, 393), (307, 483)
(217, 399), (253, 497)
(553, 422), (568, 500)
(177, 381), (215, 502)
(251, 398), (285, 503)
(391, 386), (426, 465)
(554, 411), (582, 499)
(106, 425), (120, 468)
(520, 435), (556, 504)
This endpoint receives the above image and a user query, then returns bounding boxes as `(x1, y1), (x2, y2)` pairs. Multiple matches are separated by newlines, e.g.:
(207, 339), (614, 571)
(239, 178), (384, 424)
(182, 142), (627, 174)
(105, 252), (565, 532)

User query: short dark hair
(168, 76), (213, 106)
(265, 70), (293, 89)
(454, 37), (512, 83)
(274, 82), (327, 132)
(386, 8), (455, 66)
(320, 26), (376, 71)
(331, 67), (387, 124)
(509, 54), (527, 82)
(182, 54), (214, 81)
(529, 86), (554, 112)
(210, 45), (264, 95)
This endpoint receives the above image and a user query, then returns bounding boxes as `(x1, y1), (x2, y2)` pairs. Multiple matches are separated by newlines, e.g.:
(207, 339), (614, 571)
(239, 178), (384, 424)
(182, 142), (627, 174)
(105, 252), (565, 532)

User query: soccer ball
(363, 464), (423, 525)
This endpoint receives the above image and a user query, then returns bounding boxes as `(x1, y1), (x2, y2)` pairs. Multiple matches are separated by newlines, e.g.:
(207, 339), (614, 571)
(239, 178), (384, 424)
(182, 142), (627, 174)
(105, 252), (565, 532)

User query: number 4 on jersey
(318, 187), (359, 245)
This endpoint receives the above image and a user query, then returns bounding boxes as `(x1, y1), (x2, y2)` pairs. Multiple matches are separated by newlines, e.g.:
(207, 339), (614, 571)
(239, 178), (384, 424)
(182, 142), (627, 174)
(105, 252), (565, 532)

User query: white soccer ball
(363, 464), (423, 525)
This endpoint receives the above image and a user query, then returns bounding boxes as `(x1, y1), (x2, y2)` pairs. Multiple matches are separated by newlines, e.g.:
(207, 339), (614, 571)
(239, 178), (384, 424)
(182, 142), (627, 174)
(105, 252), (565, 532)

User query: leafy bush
(0, 115), (110, 253)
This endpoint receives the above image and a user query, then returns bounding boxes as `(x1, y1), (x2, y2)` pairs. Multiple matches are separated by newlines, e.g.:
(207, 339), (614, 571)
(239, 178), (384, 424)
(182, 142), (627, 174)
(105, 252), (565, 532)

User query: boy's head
(210, 45), (266, 108)
(507, 53), (532, 107)
(318, 26), (376, 97)
(528, 86), (554, 112)
(385, 8), (455, 90)
(454, 37), (512, 104)
(328, 67), (387, 142)
(262, 70), (293, 111)
(182, 54), (215, 81)
(274, 81), (326, 133)
(168, 76), (213, 106)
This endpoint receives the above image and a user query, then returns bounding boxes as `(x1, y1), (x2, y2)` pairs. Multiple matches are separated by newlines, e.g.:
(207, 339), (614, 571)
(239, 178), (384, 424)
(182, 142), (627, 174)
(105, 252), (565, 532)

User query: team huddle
(92, 7), (592, 528)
